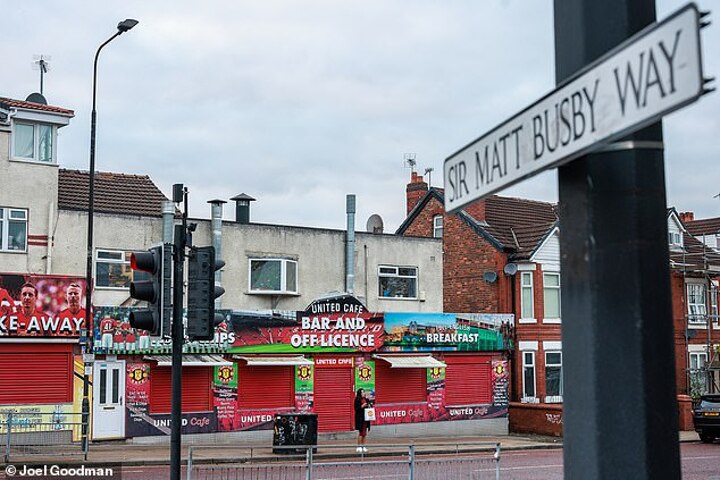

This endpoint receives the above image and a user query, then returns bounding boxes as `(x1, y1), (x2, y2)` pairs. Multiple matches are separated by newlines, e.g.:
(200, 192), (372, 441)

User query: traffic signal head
(187, 246), (225, 341)
(128, 244), (172, 337)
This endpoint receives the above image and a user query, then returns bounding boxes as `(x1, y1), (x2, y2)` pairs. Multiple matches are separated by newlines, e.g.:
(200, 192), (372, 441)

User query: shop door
(92, 360), (126, 439)
(314, 367), (354, 432)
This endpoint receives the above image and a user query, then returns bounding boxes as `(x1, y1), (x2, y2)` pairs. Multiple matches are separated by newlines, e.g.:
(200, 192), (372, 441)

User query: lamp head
(117, 19), (139, 33)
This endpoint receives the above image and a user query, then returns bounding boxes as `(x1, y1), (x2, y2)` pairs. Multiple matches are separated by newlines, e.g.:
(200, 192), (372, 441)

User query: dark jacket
(354, 396), (371, 431)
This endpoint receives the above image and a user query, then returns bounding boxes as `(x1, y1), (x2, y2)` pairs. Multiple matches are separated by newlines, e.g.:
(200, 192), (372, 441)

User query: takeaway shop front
(0, 274), (88, 441)
(91, 295), (513, 439)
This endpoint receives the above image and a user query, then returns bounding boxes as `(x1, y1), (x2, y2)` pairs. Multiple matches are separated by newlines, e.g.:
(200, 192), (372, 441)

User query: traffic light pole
(170, 185), (188, 480)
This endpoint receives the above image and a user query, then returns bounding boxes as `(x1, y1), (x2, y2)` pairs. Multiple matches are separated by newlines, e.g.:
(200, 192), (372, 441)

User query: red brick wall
(403, 196), (443, 238)
(443, 214), (509, 313)
(509, 402), (563, 437)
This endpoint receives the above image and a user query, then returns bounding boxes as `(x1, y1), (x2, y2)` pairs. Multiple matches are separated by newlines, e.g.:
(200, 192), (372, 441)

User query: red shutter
(444, 355), (492, 405)
(314, 367), (354, 432)
(150, 367), (211, 414)
(237, 366), (294, 409)
(0, 344), (73, 404)
(375, 362), (427, 404)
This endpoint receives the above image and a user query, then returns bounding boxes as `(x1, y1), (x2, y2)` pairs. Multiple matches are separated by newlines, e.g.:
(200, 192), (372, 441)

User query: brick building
(397, 170), (720, 436)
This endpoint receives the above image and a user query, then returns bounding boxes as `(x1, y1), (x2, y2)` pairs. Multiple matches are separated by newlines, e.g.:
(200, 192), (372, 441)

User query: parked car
(693, 394), (720, 443)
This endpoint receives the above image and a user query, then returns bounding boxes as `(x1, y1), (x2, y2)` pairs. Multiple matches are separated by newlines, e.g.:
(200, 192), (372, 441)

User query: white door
(92, 360), (126, 439)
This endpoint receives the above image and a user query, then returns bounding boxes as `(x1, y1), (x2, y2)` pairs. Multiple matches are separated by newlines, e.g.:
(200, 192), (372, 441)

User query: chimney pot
(230, 193), (256, 224)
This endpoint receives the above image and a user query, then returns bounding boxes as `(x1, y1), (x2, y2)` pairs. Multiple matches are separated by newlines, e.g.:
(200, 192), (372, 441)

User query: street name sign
(444, 3), (706, 213)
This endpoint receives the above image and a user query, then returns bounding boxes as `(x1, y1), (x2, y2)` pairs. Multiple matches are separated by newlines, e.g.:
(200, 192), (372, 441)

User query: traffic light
(129, 244), (172, 337)
(187, 246), (225, 340)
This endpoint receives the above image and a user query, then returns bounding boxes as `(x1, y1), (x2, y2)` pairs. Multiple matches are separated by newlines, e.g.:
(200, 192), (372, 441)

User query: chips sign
(444, 3), (706, 213)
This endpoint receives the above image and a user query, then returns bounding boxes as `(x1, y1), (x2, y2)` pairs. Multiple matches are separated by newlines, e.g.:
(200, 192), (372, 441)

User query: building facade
(397, 170), (720, 436)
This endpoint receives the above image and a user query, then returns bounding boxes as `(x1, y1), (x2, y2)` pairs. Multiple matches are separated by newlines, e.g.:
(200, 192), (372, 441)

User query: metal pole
(494, 443), (501, 480)
(5, 412), (12, 463)
(81, 28), (122, 458)
(186, 446), (193, 480)
(554, 1), (681, 479)
(170, 186), (188, 480)
(305, 445), (313, 480)
(408, 444), (415, 480)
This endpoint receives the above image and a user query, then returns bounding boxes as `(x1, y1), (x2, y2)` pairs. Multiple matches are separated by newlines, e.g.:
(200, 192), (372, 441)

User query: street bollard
(494, 442), (501, 480)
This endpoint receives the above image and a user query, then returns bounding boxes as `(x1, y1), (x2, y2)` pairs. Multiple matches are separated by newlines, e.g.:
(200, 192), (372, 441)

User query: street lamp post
(82, 18), (138, 456)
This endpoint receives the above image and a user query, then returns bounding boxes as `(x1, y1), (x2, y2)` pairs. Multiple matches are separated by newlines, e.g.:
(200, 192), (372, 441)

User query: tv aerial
(32, 54), (51, 95)
(403, 153), (417, 172)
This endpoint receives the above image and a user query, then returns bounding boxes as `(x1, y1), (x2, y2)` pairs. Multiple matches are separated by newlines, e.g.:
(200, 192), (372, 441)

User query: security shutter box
(0, 344), (73, 404)
(444, 355), (492, 405)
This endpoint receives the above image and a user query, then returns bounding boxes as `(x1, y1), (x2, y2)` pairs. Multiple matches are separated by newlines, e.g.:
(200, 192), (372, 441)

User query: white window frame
(248, 258), (298, 294)
(710, 282), (718, 328)
(433, 215), (443, 238)
(543, 272), (561, 323)
(519, 272), (535, 323)
(11, 121), (56, 164)
(521, 350), (538, 403)
(544, 351), (563, 403)
(687, 283), (707, 325)
(0, 207), (28, 252)
(95, 249), (148, 289)
(378, 265), (418, 299)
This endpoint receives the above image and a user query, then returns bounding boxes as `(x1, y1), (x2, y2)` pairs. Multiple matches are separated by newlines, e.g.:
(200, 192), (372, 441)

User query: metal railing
(1, 411), (88, 463)
(187, 442), (502, 480)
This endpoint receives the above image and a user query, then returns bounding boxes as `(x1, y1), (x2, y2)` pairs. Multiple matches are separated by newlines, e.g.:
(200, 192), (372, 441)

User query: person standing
(354, 388), (371, 453)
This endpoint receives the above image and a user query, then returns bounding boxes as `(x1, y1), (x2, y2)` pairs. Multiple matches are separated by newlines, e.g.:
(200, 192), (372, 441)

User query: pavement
(1, 431), (701, 467)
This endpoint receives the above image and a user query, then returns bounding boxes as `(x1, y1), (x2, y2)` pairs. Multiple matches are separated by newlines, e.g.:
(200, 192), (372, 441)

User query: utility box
(272, 413), (318, 454)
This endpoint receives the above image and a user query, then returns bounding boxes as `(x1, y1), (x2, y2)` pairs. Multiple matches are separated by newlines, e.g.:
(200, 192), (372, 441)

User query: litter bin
(272, 413), (318, 454)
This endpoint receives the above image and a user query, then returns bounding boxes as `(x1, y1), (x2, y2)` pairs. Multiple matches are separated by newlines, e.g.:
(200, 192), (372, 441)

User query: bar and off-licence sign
(444, 3), (706, 213)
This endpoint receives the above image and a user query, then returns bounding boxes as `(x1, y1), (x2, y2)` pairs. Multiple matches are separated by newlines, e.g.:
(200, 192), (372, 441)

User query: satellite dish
(25, 92), (47, 105)
(503, 263), (518, 276)
(366, 214), (384, 234)
(483, 271), (498, 283)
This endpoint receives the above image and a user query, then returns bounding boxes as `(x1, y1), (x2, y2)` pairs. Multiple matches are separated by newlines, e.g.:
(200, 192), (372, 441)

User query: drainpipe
(346, 194), (356, 295)
(162, 201), (175, 244)
(46, 201), (55, 274)
(208, 199), (226, 309)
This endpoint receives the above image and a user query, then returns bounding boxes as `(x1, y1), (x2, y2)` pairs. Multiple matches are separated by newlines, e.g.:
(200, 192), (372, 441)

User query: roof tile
(0, 97), (74, 116)
(58, 169), (169, 217)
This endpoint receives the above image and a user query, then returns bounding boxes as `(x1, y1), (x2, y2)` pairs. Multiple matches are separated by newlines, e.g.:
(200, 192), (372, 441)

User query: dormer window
(667, 230), (683, 251)
(12, 121), (55, 163)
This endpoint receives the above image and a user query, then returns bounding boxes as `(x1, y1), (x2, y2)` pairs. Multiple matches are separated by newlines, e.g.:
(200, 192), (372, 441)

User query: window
(522, 351), (536, 402)
(711, 284), (718, 324)
(0, 208), (28, 252)
(95, 250), (149, 288)
(687, 283), (707, 324)
(689, 351), (708, 394)
(545, 351), (563, 402)
(667, 231), (682, 246)
(249, 258), (298, 294)
(433, 215), (443, 238)
(12, 122), (54, 163)
(520, 272), (534, 319)
(378, 265), (418, 299)
(543, 273), (561, 320)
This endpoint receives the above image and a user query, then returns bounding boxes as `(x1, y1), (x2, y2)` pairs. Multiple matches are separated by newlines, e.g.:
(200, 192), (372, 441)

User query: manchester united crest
(216, 365), (235, 384)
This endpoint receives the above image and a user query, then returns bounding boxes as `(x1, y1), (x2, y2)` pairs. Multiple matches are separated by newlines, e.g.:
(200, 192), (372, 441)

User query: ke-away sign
(444, 3), (708, 213)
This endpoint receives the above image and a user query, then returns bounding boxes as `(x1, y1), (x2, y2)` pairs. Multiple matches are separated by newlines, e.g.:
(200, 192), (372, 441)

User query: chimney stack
(406, 172), (428, 215)
(679, 211), (694, 223)
(230, 193), (256, 224)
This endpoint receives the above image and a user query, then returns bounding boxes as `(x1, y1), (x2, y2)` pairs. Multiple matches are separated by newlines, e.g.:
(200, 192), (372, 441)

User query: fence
(1, 411), (88, 463)
(187, 443), (502, 480)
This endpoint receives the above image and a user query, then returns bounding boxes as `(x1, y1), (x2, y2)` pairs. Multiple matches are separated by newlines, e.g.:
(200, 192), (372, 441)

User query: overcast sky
(3, 1), (718, 231)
